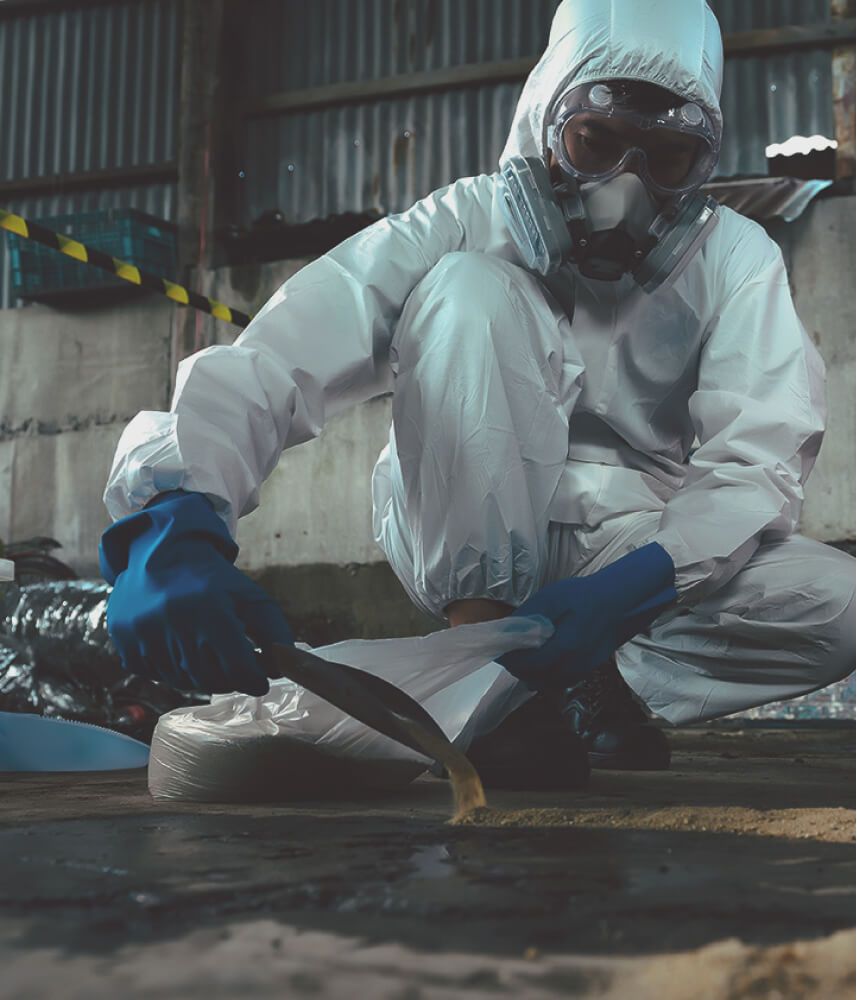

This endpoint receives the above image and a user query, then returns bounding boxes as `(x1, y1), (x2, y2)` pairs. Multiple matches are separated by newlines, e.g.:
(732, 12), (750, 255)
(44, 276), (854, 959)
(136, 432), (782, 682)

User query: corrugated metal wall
(0, 0), (180, 307)
(710, 0), (830, 31)
(237, 0), (556, 225)
(237, 0), (558, 225)
(242, 85), (525, 226)
(241, 0), (558, 89)
(237, 0), (837, 225)
(0, 0), (839, 297)
(711, 0), (835, 176)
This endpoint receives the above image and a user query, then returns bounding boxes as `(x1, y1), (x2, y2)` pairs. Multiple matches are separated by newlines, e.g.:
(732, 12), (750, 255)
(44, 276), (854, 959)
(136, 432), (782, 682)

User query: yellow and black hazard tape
(0, 208), (253, 328)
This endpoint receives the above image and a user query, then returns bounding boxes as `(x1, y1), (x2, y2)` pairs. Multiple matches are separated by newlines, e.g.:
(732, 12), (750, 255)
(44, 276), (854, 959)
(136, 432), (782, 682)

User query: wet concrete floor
(1, 722), (854, 998)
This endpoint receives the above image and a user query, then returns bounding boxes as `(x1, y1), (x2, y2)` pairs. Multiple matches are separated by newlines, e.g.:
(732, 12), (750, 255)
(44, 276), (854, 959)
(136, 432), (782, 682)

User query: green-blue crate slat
(7, 209), (177, 301)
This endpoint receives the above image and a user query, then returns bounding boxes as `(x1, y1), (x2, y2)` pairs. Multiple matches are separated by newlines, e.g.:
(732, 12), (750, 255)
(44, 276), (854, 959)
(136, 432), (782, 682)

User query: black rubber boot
(557, 659), (671, 771)
(466, 694), (590, 790)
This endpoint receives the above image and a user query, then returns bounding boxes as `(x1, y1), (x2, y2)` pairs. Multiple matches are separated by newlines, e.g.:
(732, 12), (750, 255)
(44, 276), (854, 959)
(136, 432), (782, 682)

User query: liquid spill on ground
(0, 723), (853, 997)
(1, 798), (852, 959)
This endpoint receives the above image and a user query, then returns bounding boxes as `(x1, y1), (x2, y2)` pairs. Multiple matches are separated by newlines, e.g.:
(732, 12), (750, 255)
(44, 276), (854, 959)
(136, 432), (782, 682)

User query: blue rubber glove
(99, 490), (293, 696)
(497, 542), (677, 690)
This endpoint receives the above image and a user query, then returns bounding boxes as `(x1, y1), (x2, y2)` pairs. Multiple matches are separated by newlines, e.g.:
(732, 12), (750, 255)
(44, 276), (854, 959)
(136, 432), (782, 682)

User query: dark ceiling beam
(723, 20), (855, 55)
(0, 0), (137, 18)
(0, 162), (178, 200)
(236, 59), (534, 119)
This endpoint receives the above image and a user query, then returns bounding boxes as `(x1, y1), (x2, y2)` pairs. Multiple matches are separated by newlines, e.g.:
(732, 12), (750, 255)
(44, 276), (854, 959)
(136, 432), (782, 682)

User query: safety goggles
(548, 82), (719, 197)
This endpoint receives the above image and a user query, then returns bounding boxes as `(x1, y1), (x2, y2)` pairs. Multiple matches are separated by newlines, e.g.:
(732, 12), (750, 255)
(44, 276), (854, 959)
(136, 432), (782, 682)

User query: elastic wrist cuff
(99, 490), (237, 583)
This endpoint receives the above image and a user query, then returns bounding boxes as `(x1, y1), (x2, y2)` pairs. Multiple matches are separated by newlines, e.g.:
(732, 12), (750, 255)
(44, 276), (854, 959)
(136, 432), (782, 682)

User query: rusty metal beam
(174, 0), (225, 373)
(723, 20), (855, 56)
(237, 58), (535, 119)
(0, 0), (123, 16)
(0, 162), (178, 200)
(832, 1), (856, 178)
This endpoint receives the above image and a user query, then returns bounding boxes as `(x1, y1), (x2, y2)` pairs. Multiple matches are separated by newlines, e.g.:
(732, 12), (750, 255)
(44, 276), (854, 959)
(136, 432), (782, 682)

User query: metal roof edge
(702, 176), (835, 221)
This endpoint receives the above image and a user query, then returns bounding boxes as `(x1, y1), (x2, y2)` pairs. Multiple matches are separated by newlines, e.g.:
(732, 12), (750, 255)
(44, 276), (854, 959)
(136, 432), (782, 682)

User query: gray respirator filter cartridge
(499, 155), (573, 276)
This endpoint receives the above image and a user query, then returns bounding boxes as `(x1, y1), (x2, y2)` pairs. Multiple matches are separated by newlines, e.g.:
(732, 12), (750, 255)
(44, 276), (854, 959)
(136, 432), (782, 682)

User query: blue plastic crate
(7, 208), (177, 305)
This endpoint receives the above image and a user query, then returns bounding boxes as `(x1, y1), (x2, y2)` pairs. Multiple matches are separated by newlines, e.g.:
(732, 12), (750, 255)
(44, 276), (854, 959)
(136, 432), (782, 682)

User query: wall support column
(172, 0), (225, 390)
(832, 0), (856, 179)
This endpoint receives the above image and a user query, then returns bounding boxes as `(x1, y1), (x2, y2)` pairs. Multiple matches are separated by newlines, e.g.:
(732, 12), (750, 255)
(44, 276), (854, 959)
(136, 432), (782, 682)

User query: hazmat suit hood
(501, 0), (724, 168)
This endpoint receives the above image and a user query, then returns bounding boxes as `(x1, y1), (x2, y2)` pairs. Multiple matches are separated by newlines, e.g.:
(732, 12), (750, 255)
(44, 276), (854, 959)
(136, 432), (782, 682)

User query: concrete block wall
(0, 297), (173, 573)
(766, 197), (856, 543)
(235, 395), (392, 571)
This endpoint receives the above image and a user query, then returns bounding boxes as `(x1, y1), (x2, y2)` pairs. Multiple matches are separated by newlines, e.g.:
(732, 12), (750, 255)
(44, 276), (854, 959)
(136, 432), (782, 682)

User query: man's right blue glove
(99, 490), (293, 696)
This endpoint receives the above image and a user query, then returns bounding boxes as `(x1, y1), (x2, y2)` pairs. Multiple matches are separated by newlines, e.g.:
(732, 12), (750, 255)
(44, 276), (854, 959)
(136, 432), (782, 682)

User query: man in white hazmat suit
(100, 0), (854, 785)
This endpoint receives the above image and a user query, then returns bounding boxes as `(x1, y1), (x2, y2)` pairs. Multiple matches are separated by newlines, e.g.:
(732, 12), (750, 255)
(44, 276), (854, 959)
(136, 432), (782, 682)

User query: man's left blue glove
(497, 542), (677, 690)
(100, 490), (293, 696)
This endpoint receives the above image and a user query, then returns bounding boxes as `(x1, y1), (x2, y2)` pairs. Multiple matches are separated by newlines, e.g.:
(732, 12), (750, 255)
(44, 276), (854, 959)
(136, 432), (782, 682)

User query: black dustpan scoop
(264, 644), (486, 820)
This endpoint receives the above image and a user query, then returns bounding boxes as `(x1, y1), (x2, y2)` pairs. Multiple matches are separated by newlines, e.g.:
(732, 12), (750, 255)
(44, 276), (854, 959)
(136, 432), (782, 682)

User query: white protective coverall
(105, 0), (854, 726)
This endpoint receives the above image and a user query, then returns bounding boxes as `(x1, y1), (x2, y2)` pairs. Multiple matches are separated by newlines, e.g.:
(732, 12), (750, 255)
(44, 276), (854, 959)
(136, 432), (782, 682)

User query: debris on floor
(1, 722), (853, 998)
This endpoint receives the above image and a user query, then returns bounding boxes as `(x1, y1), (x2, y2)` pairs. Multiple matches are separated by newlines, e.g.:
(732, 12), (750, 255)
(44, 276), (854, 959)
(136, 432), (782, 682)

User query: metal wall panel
(0, 0), (180, 180)
(242, 83), (523, 223)
(0, 0), (839, 265)
(708, 0), (830, 32)
(240, 0), (559, 93)
(719, 49), (834, 176)
(239, 0), (838, 224)
(238, 0), (556, 223)
(711, 0), (835, 176)
(0, 0), (180, 306)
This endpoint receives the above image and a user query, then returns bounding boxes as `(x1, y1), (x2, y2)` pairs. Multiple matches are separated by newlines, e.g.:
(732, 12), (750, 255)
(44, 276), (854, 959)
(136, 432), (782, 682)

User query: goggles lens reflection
(561, 113), (709, 191)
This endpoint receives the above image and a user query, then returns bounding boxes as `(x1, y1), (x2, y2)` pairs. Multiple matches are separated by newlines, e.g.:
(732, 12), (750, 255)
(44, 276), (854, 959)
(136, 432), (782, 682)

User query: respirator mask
(499, 81), (721, 292)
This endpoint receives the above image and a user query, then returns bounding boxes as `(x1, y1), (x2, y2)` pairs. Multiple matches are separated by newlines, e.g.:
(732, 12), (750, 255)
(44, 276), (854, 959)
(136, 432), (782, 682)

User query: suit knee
(822, 589), (855, 686)
(393, 251), (563, 376)
(811, 548), (855, 686)
(421, 251), (529, 297)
